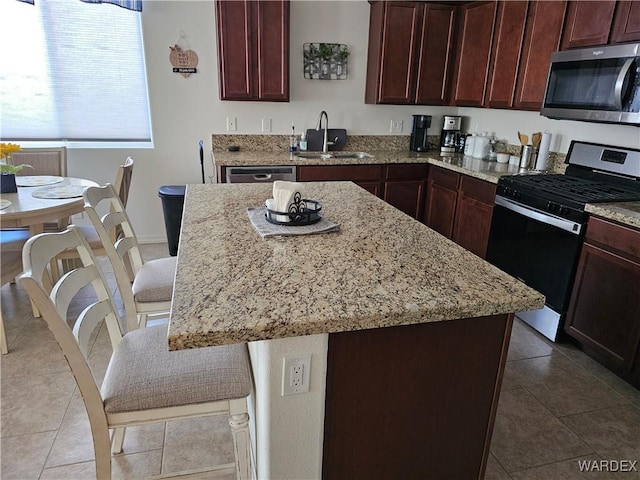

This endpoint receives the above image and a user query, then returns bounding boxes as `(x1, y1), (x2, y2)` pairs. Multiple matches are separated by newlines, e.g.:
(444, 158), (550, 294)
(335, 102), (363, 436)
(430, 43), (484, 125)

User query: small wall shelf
(303, 43), (349, 80)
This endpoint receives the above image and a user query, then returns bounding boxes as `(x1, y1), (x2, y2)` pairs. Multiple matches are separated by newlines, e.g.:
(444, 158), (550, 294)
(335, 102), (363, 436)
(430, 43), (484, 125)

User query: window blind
(0, 0), (152, 144)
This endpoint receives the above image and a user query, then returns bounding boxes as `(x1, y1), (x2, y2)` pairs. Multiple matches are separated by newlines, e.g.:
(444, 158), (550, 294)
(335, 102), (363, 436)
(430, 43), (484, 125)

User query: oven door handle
(495, 196), (583, 235)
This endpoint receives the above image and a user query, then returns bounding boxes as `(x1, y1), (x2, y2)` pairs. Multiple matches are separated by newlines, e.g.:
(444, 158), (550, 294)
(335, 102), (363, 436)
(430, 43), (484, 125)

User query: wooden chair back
(11, 147), (67, 176)
(114, 156), (134, 207)
(83, 184), (145, 331)
(19, 227), (126, 477)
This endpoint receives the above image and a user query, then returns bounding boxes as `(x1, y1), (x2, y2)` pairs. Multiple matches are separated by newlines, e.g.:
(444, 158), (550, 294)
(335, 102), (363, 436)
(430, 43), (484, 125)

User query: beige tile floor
(1, 243), (639, 479)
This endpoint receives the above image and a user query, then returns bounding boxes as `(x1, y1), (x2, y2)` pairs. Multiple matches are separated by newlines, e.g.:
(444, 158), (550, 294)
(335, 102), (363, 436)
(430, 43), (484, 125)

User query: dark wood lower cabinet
(298, 163), (428, 221)
(323, 313), (513, 479)
(425, 166), (459, 238)
(297, 164), (384, 199)
(425, 166), (495, 258)
(452, 175), (496, 258)
(565, 216), (640, 388)
(384, 164), (429, 221)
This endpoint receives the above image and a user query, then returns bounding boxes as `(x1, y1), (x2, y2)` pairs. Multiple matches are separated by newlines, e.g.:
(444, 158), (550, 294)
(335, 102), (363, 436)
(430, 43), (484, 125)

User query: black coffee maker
(410, 114), (431, 152)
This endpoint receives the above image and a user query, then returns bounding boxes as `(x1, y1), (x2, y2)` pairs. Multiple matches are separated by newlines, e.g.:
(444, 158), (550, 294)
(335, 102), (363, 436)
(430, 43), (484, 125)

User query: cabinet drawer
(429, 166), (460, 190)
(385, 163), (429, 181)
(298, 165), (384, 182)
(459, 175), (496, 204)
(586, 216), (640, 260)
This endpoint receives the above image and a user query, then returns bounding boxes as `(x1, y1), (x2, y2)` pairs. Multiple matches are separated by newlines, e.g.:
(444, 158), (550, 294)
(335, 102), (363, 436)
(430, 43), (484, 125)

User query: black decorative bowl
(265, 195), (322, 226)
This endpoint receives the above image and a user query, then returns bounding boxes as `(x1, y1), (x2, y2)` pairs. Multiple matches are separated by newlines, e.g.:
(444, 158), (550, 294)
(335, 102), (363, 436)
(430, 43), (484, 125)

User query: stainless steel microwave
(541, 42), (640, 126)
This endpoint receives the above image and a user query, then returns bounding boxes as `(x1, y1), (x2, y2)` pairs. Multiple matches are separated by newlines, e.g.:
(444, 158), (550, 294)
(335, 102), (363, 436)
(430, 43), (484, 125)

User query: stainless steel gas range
(486, 141), (640, 341)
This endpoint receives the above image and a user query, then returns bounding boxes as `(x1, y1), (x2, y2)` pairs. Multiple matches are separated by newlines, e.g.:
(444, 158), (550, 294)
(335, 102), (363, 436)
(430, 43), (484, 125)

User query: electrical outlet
(226, 117), (237, 131)
(282, 354), (311, 395)
(261, 118), (272, 133)
(390, 119), (403, 133)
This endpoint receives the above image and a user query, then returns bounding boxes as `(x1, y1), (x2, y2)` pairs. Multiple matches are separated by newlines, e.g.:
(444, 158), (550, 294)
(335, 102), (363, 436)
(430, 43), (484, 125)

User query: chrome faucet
(316, 110), (329, 153)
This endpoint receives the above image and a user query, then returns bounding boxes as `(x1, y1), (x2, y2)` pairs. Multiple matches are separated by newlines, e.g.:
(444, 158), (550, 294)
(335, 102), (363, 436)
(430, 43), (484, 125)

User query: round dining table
(0, 177), (98, 235)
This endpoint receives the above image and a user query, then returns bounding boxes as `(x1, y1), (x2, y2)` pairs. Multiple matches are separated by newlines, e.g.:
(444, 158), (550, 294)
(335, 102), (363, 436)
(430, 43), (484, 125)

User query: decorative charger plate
(0, 199), (12, 210)
(32, 185), (86, 199)
(16, 176), (64, 187)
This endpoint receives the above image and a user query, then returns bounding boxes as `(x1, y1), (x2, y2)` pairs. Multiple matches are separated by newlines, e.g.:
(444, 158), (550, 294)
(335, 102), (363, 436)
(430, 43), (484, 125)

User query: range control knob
(546, 201), (558, 213)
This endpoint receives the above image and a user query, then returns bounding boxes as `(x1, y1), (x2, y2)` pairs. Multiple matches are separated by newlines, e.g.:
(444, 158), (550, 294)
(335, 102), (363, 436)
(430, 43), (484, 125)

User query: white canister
(496, 153), (510, 164)
(473, 132), (489, 159)
(464, 134), (476, 156)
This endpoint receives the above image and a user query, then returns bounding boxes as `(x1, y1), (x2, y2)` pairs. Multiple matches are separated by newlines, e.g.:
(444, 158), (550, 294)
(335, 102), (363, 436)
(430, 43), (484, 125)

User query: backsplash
(211, 134), (565, 173)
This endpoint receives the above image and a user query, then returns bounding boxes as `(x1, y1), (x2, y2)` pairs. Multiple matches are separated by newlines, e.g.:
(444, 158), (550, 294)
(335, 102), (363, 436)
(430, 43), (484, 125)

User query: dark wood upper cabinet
(365, 1), (456, 105)
(451, 1), (498, 107)
(216, 0), (289, 102)
(513, 1), (567, 111)
(415, 4), (457, 105)
(365, 1), (421, 104)
(611, 0), (640, 44)
(561, 1), (616, 49)
(485, 1), (528, 109)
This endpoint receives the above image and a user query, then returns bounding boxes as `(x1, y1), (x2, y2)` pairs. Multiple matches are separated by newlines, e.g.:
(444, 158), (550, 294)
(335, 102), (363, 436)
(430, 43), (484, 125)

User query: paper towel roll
(535, 132), (552, 171)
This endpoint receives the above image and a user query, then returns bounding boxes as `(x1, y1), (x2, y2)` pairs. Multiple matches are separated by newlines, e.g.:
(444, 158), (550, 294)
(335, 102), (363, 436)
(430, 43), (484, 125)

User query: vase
(0, 173), (17, 193)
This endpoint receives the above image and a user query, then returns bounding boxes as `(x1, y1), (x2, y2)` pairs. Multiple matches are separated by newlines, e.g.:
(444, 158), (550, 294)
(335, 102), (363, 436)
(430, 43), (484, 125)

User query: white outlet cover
(390, 119), (403, 133)
(282, 354), (311, 396)
(227, 117), (237, 131)
(262, 118), (272, 133)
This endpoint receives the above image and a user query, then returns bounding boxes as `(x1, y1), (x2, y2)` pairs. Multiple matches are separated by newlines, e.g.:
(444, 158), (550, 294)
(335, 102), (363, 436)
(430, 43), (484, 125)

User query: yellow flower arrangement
(0, 142), (21, 160)
(0, 143), (31, 174)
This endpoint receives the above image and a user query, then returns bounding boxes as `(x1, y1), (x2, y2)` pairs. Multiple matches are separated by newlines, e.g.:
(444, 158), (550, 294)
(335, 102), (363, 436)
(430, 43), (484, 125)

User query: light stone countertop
(168, 181), (544, 350)
(214, 150), (523, 184)
(585, 201), (640, 230)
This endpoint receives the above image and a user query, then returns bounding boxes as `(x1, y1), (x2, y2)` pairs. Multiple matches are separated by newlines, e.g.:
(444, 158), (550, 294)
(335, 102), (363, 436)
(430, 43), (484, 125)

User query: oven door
(486, 196), (585, 341)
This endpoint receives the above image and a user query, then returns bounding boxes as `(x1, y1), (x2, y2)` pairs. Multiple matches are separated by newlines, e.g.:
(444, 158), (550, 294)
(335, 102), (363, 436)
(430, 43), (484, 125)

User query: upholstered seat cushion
(131, 256), (177, 303)
(101, 324), (251, 414)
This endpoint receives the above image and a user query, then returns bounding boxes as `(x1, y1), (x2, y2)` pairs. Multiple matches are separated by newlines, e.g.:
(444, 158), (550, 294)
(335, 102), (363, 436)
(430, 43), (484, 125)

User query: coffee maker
(410, 114), (432, 152)
(440, 116), (462, 154)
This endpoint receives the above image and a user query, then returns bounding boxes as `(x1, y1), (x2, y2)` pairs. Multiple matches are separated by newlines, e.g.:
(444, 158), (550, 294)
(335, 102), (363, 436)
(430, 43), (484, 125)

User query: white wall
(65, 0), (640, 243)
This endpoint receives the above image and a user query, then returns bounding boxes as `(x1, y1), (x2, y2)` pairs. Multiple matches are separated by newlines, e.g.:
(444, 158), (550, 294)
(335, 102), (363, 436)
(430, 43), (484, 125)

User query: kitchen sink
(296, 152), (372, 159)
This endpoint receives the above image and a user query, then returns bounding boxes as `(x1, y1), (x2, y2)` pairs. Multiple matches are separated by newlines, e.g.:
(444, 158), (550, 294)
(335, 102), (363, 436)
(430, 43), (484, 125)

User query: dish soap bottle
(289, 124), (297, 153)
(299, 131), (307, 151)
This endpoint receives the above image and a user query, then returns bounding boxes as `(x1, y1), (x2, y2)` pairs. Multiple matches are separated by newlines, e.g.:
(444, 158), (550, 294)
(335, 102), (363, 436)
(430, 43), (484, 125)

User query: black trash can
(158, 185), (186, 256)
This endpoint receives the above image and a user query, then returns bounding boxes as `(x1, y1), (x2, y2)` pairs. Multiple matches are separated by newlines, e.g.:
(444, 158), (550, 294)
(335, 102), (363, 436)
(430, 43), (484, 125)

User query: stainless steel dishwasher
(226, 165), (296, 183)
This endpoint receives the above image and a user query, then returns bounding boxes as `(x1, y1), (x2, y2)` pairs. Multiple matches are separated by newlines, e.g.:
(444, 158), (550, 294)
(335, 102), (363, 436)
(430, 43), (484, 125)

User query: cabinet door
(256, 0), (289, 101)
(452, 176), (495, 258)
(216, 0), (289, 101)
(452, 195), (493, 258)
(384, 181), (425, 220)
(425, 182), (457, 238)
(485, 1), (528, 108)
(365, 1), (423, 104)
(565, 242), (640, 371)
(384, 164), (429, 220)
(216, 0), (253, 100)
(415, 4), (457, 105)
(611, 0), (640, 44)
(297, 165), (384, 198)
(451, 1), (498, 107)
(425, 167), (459, 238)
(561, 1), (616, 49)
(513, 1), (567, 110)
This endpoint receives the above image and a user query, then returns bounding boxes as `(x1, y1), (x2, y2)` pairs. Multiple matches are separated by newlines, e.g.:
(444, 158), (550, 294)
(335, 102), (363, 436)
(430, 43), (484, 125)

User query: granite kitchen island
(168, 182), (544, 479)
